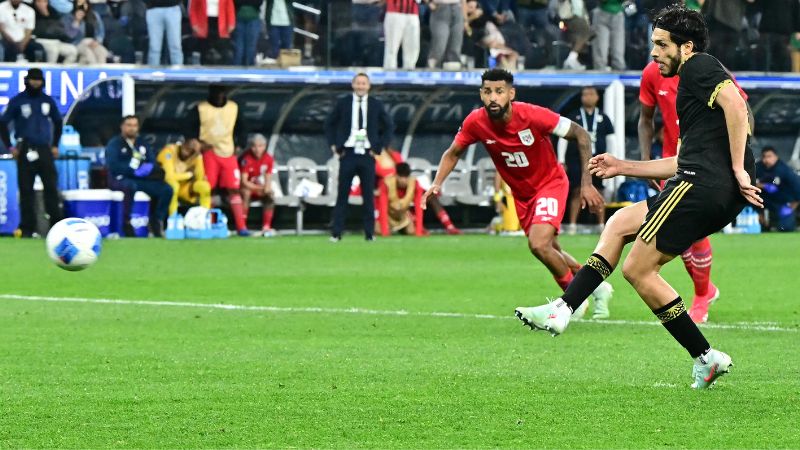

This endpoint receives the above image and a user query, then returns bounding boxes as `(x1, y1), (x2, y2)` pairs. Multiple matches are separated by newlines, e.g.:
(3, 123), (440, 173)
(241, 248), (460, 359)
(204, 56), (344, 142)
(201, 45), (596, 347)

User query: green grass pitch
(1, 233), (799, 448)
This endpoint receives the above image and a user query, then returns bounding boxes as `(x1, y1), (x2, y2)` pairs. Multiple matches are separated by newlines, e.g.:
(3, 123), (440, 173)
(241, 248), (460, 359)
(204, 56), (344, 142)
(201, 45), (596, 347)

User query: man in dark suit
(325, 72), (393, 242)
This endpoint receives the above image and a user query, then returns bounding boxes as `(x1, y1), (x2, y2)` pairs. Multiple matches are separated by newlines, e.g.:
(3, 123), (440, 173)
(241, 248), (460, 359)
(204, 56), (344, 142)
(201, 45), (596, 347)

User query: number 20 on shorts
(535, 198), (558, 217)
(501, 151), (529, 167)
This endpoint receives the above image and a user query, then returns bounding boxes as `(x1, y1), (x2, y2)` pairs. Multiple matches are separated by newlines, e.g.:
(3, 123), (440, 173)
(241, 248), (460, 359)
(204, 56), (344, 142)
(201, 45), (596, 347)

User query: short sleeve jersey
(240, 151), (275, 185)
(454, 102), (565, 199)
(676, 53), (755, 185)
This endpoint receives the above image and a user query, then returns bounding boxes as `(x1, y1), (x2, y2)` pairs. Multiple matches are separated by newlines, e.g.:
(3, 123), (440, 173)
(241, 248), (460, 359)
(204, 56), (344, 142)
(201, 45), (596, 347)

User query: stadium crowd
(0, 0), (797, 71)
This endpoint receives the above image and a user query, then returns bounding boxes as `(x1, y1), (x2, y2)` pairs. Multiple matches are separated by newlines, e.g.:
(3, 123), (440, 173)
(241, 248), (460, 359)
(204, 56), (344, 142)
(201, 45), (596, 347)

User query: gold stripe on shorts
(638, 181), (693, 243)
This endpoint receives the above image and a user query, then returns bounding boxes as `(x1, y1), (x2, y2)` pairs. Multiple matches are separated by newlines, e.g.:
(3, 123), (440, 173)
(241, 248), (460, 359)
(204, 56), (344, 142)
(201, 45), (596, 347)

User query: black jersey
(675, 53), (755, 186)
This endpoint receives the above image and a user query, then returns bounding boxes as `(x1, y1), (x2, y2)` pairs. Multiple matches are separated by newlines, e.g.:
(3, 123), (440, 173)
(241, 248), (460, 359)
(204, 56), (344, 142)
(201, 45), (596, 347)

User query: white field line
(0, 293), (796, 333)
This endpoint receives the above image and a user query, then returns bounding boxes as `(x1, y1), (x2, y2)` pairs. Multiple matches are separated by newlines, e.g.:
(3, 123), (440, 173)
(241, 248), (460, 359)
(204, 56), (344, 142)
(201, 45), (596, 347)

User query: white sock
(567, 51), (579, 62)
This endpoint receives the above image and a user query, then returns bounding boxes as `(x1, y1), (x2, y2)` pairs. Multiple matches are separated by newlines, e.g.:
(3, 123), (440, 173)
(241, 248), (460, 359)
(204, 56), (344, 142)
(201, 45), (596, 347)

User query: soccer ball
(46, 218), (102, 271)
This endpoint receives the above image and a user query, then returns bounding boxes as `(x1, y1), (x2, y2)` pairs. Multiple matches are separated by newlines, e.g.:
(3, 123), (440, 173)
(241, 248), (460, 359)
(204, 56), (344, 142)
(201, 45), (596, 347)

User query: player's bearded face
(650, 28), (682, 77)
(481, 81), (514, 119)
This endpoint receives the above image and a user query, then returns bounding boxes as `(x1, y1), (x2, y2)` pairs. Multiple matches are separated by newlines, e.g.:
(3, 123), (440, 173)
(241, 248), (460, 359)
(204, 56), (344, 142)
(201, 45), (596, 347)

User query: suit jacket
(325, 94), (394, 153)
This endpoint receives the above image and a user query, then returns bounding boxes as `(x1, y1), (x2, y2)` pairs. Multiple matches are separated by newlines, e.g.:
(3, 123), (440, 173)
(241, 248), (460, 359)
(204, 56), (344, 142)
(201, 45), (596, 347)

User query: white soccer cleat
(572, 300), (589, 320)
(591, 281), (614, 319)
(691, 349), (733, 389)
(514, 299), (572, 337)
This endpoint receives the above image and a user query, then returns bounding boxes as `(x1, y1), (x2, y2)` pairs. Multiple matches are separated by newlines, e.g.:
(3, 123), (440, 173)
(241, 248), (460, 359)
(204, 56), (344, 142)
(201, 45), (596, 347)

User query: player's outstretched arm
(421, 141), (466, 210)
(715, 83), (763, 208)
(589, 154), (678, 180)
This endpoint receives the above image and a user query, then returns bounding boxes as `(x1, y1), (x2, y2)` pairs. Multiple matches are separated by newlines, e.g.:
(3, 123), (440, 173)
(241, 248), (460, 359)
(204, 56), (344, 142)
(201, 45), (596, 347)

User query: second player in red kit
(423, 69), (608, 298)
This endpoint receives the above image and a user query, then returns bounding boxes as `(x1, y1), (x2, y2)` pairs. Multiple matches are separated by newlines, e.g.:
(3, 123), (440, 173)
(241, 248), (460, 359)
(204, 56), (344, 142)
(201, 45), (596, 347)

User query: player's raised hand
(588, 153), (621, 179)
(734, 168), (763, 208)
(580, 184), (605, 213)
(420, 184), (440, 210)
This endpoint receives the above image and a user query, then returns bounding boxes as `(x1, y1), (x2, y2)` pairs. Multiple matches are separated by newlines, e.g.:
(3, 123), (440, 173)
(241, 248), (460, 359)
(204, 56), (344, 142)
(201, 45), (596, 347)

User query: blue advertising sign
(0, 156), (19, 234)
(3, 64), (800, 117)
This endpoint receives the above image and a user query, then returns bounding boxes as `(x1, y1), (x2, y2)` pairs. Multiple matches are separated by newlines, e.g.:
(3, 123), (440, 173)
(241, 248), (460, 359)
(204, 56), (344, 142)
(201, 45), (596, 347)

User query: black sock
(562, 253), (613, 312)
(654, 297), (711, 358)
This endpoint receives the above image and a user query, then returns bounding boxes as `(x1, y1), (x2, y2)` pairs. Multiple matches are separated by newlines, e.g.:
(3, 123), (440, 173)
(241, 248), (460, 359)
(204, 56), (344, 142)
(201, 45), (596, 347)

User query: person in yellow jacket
(492, 175), (521, 234)
(157, 138), (211, 215)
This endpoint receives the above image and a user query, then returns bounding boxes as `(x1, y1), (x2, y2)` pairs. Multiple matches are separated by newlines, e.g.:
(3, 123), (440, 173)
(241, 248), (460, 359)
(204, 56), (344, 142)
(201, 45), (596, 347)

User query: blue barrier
(0, 155), (19, 234)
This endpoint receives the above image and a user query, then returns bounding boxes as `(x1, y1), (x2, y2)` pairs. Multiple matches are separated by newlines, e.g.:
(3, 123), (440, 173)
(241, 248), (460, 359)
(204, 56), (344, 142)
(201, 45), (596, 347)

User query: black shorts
(640, 177), (746, 255)
(567, 162), (604, 190)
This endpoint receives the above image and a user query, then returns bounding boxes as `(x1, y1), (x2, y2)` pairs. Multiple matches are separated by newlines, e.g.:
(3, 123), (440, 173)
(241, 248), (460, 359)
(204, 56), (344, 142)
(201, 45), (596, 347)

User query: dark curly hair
(481, 68), (514, 86)
(652, 3), (708, 52)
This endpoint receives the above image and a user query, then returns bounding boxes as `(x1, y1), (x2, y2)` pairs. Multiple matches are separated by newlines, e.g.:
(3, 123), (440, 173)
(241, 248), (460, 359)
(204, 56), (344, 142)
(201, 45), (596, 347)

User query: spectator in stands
(561, 86), (614, 234)
(384, 0), (421, 69)
(266, 0), (293, 62)
(187, 84), (250, 236)
(0, 0), (45, 62)
(88, 0), (110, 18)
(157, 138), (211, 216)
(466, 0), (530, 70)
(349, 0), (383, 66)
(514, 0), (558, 56)
(555, 0), (591, 70)
(427, 0), (467, 68)
(755, 0), (800, 72)
(756, 146), (800, 231)
(106, 115), (173, 237)
(325, 73), (393, 242)
(145, 0), (183, 65)
(63, 0), (110, 64)
(592, 0), (626, 71)
(239, 133), (276, 236)
(33, 0), (78, 63)
(233, 0), (263, 66)
(793, 33), (800, 72)
(702, 0), (751, 68)
(189, 0), (236, 65)
(384, 162), (418, 235)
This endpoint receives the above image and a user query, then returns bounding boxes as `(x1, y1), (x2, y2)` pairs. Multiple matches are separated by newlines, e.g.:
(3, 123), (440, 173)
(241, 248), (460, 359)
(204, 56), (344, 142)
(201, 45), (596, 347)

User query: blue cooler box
(110, 191), (151, 237)
(131, 192), (151, 237)
(109, 190), (125, 237)
(62, 189), (113, 236)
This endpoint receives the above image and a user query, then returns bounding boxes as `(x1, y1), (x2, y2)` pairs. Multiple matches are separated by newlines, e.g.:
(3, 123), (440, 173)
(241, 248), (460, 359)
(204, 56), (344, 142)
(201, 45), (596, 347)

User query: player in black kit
(515, 4), (762, 389)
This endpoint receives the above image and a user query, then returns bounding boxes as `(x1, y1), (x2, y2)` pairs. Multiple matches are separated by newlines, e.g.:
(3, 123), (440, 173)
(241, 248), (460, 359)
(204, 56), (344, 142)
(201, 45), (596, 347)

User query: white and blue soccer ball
(45, 218), (102, 271)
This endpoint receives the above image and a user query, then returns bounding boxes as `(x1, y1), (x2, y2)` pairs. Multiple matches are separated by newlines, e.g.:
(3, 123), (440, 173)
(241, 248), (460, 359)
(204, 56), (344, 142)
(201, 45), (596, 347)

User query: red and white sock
(229, 194), (247, 231)
(681, 248), (694, 280)
(436, 210), (456, 231)
(262, 208), (274, 230)
(690, 238), (713, 297)
(554, 270), (574, 291)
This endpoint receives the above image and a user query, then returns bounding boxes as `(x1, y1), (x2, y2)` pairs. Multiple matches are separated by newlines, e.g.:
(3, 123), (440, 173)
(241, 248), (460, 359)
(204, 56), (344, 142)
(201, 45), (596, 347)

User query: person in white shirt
(0, 0), (46, 61)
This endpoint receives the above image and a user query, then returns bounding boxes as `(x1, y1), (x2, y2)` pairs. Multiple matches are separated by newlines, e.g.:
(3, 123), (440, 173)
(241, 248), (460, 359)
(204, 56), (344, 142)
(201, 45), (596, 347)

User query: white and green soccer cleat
(591, 281), (614, 319)
(514, 299), (572, 336)
(691, 349), (733, 389)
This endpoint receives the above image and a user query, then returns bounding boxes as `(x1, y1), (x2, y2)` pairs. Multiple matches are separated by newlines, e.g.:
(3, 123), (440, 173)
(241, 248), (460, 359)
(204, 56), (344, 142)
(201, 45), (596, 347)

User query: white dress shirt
(343, 93), (372, 152)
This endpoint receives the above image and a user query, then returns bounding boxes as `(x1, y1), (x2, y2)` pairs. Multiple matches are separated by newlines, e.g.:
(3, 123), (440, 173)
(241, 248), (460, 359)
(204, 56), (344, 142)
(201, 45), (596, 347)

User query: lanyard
(580, 108), (598, 155)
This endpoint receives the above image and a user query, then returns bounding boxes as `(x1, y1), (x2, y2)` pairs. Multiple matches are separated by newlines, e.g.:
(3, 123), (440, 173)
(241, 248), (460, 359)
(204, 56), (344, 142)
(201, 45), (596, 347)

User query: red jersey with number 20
(454, 102), (567, 199)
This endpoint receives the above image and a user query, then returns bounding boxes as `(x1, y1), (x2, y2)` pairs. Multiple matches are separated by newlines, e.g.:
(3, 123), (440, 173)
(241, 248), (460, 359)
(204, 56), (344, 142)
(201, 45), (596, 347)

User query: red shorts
(203, 151), (241, 190)
(513, 175), (569, 234)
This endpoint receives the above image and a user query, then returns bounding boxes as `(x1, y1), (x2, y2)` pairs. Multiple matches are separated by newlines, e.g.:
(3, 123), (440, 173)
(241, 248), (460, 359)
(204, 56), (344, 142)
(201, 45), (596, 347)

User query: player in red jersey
(639, 60), (748, 323)
(422, 69), (609, 302)
(239, 134), (276, 237)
